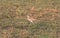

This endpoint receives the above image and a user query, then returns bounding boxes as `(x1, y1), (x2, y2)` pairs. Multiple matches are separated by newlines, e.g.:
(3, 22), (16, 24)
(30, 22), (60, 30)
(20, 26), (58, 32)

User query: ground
(0, 0), (60, 38)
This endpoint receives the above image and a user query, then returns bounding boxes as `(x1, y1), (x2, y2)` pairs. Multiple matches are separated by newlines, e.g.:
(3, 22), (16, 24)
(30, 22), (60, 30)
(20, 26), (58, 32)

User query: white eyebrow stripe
(27, 15), (36, 23)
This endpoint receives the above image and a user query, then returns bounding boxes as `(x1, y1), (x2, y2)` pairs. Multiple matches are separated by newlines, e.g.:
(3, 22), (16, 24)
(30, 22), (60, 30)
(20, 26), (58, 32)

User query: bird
(27, 15), (37, 23)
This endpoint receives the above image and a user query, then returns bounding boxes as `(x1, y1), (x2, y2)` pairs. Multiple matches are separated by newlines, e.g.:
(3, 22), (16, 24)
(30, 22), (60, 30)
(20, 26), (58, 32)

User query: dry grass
(0, 0), (60, 38)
